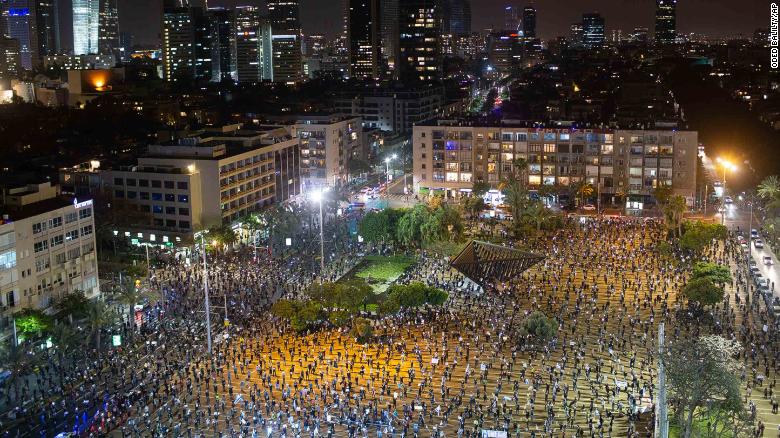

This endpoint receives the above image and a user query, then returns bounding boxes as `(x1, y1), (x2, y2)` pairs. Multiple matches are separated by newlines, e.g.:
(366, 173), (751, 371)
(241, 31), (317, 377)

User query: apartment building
(0, 182), (100, 336)
(334, 84), (445, 133)
(412, 119), (697, 207)
(101, 124), (301, 243)
(290, 115), (363, 191)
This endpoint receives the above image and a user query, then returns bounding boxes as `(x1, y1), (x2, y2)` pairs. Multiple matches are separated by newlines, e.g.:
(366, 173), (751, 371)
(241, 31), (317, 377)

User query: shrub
(350, 317), (374, 342)
(682, 277), (724, 307)
(521, 311), (558, 344)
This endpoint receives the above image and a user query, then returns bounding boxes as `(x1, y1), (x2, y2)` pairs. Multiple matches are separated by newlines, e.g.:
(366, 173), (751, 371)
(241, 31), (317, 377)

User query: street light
(199, 232), (213, 355)
(385, 154), (397, 197)
(716, 158), (737, 225)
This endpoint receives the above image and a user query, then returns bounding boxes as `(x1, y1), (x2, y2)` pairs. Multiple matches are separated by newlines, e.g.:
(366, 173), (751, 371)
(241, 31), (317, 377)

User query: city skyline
(103, 0), (766, 48)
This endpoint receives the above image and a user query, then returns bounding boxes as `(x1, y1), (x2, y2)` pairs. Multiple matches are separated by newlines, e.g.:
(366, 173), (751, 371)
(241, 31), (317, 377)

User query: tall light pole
(311, 188), (328, 282)
(200, 232), (213, 355)
(385, 154), (397, 197)
(716, 158), (737, 226)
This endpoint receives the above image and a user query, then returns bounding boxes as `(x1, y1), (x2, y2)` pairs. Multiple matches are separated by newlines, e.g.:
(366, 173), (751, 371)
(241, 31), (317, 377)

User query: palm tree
(1, 344), (41, 402)
(574, 181), (594, 208)
(524, 201), (555, 234)
(48, 322), (82, 389)
(663, 195), (687, 238)
(85, 300), (117, 354)
(116, 284), (142, 330)
(757, 175), (780, 201)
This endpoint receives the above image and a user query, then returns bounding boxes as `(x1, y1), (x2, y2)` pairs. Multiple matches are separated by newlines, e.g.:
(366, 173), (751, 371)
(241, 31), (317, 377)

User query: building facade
(268, 0), (302, 83)
(334, 84), (445, 133)
(292, 115), (362, 190)
(5, 0), (39, 70)
(397, 0), (442, 82)
(412, 120), (698, 206)
(522, 6), (536, 39)
(655, 0), (676, 45)
(209, 7), (236, 82)
(235, 6), (273, 83)
(0, 182), (100, 338)
(98, 0), (119, 59)
(72, 0), (99, 55)
(347, 0), (381, 79)
(102, 125), (301, 241)
(581, 13), (605, 48)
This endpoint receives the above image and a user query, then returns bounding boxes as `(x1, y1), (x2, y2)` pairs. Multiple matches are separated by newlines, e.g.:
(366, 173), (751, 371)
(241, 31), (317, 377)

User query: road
(723, 201), (780, 300)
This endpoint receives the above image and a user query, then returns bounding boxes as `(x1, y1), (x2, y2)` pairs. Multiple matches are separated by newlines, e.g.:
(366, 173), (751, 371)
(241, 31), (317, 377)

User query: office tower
(504, 5), (518, 32)
(0, 36), (21, 78)
(655, 0), (676, 45)
(161, 5), (193, 81)
(192, 7), (213, 80)
(235, 6), (272, 83)
(268, 0), (302, 83)
(98, 0), (118, 59)
(73, 0), (99, 54)
(581, 13), (604, 48)
(118, 31), (132, 61)
(208, 8), (236, 82)
(631, 27), (649, 43)
(442, 0), (470, 36)
(347, 0), (381, 79)
(522, 5), (536, 38)
(570, 23), (583, 45)
(380, 0), (397, 65)
(36, 0), (60, 56)
(398, 0), (443, 82)
(5, 0), (38, 69)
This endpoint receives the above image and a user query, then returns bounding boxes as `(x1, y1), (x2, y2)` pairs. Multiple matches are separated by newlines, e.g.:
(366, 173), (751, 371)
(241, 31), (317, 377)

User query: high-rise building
(118, 31), (132, 61)
(5, 0), (38, 69)
(98, 0), (119, 59)
(161, 5), (194, 81)
(235, 6), (272, 83)
(379, 0), (398, 67)
(398, 0), (443, 82)
(72, 0), (99, 55)
(569, 23), (583, 46)
(522, 5), (536, 38)
(268, 0), (302, 83)
(0, 36), (21, 78)
(347, 0), (381, 79)
(35, 0), (60, 57)
(503, 5), (518, 32)
(655, 0), (676, 45)
(442, 0), (470, 36)
(581, 13), (604, 48)
(192, 7), (213, 80)
(209, 8), (236, 82)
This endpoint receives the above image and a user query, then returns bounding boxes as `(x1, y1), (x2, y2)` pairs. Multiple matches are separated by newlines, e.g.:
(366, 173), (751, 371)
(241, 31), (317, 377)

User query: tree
(654, 183), (673, 207)
(682, 277), (724, 307)
(1, 344), (42, 401)
(501, 173), (529, 222)
(397, 204), (432, 248)
(757, 175), (780, 201)
(48, 322), (82, 390)
(461, 195), (486, 222)
(472, 181), (491, 198)
(521, 311), (558, 345)
(116, 284), (143, 332)
(666, 335), (744, 438)
(523, 201), (555, 234)
(14, 309), (52, 338)
(663, 195), (688, 238)
(86, 300), (117, 354)
(692, 262), (732, 285)
(54, 290), (90, 322)
(271, 299), (298, 320)
(574, 181), (594, 207)
(350, 317), (374, 343)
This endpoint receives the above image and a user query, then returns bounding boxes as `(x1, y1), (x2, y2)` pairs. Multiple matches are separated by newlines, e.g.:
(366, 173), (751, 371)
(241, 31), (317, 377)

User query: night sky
(60, 0), (769, 49)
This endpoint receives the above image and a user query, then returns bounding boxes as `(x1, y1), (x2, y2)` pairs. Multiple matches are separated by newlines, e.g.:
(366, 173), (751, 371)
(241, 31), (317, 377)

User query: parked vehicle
(763, 256), (773, 266)
(754, 239), (764, 249)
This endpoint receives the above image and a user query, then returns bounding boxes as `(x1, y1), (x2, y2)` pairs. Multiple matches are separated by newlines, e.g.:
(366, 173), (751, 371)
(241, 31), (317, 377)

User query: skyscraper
(443, 0), (470, 36)
(570, 23), (583, 46)
(192, 7), (213, 80)
(581, 12), (604, 48)
(5, 0), (39, 69)
(98, 0), (119, 59)
(379, 0), (397, 67)
(398, 0), (442, 82)
(35, 0), (60, 57)
(347, 0), (381, 79)
(235, 6), (272, 83)
(72, 0), (99, 55)
(503, 5), (518, 32)
(0, 36), (21, 78)
(209, 8), (236, 82)
(268, 0), (302, 83)
(161, 4), (194, 81)
(522, 5), (536, 38)
(655, 0), (676, 45)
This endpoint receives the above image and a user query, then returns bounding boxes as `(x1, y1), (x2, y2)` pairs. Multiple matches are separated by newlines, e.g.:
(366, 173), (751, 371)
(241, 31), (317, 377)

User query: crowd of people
(1, 213), (778, 437)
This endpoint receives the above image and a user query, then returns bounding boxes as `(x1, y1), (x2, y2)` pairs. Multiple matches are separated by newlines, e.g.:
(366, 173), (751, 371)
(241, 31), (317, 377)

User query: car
(764, 256), (774, 265)
(751, 229), (759, 239)
(725, 196), (733, 204)
(754, 239), (765, 249)
(750, 266), (761, 275)
(740, 242), (749, 250)
(759, 285), (771, 295)
(582, 204), (596, 211)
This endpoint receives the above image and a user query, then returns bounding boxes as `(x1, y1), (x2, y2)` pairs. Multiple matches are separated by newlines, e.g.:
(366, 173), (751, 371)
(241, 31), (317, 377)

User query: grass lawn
(354, 255), (415, 283)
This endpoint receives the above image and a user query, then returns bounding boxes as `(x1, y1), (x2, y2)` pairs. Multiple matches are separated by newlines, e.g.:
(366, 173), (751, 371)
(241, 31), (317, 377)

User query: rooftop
(416, 116), (688, 131)
(0, 196), (78, 223)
